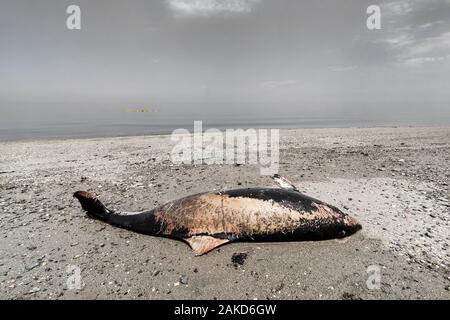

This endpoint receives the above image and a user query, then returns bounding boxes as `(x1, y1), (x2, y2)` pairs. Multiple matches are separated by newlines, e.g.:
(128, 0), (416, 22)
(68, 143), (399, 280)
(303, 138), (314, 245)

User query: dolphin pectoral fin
(184, 236), (230, 255)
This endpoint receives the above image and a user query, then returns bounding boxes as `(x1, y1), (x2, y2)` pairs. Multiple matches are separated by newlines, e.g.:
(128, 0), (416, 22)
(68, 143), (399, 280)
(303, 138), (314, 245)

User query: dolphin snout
(344, 216), (362, 236)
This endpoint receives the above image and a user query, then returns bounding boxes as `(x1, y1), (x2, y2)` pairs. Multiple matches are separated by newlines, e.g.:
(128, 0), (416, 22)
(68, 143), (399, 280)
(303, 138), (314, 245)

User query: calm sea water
(1, 103), (449, 141)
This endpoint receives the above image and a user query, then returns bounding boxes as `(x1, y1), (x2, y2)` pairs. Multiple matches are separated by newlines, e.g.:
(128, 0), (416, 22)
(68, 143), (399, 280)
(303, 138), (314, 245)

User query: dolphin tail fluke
(73, 191), (111, 220)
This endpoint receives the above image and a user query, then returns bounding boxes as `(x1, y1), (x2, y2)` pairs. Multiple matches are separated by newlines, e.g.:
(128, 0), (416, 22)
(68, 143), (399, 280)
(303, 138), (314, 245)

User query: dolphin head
(309, 202), (362, 239)
(336, 214), (362, 238)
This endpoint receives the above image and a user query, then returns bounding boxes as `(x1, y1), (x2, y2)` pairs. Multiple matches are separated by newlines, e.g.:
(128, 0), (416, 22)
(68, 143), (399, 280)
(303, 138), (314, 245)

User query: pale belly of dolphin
(73, 188), (362, 255)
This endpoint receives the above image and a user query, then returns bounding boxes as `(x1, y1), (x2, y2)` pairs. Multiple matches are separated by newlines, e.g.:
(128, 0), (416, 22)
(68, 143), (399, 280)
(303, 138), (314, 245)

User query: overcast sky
(0, 0), (449, 118)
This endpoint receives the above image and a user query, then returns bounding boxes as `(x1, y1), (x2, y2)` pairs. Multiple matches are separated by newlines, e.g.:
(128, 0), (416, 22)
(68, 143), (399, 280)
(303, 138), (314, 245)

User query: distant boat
(125, 108), (158, 113)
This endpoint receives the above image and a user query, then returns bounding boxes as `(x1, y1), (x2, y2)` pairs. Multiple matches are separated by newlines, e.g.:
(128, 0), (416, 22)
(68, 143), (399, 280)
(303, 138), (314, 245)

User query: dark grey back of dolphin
(225, 188), (328, 212)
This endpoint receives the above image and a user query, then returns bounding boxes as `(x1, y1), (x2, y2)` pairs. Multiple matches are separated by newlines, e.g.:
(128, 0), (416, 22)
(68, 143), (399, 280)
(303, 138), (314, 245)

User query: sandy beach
(0, 126), (449, 300)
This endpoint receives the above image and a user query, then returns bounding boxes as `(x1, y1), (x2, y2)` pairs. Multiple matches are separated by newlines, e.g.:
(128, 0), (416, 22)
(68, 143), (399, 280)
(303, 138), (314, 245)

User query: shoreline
(1, 124), (449, 144)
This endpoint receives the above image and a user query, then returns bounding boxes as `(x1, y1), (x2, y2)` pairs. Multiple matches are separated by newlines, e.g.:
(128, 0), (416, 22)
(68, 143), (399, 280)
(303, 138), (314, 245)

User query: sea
(1, 102), (449, 141)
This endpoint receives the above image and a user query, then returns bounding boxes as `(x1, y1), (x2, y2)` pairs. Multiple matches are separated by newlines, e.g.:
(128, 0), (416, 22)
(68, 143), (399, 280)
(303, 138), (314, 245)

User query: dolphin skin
(73, 184), (361, 255)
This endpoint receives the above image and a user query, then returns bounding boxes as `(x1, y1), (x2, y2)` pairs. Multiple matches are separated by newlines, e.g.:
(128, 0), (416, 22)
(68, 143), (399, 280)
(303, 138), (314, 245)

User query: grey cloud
(329, 66), (359, 72)
(260, 80), (298, 89)
(378, 0), (450, 65)
(166, 0), (261, 17)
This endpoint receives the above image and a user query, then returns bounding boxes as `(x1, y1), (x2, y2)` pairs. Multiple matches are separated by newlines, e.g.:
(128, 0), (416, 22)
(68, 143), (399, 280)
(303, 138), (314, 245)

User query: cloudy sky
(0, 0), (449, 122)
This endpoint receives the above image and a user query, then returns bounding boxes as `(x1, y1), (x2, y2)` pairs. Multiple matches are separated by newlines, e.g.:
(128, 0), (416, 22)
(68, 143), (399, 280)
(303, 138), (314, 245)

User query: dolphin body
(73, 178), (361, 255)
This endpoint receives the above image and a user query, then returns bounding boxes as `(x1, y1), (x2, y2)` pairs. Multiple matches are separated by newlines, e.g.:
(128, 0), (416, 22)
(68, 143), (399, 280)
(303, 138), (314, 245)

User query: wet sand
(0, 126), (449, 299)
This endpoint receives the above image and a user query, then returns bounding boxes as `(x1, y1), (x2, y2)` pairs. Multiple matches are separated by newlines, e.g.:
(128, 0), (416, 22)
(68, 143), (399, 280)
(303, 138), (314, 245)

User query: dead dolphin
(73, 176), (361, 255)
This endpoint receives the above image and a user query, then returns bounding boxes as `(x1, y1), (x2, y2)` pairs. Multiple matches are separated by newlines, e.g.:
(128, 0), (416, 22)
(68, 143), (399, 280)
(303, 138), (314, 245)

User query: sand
(0, 126), (449, 299)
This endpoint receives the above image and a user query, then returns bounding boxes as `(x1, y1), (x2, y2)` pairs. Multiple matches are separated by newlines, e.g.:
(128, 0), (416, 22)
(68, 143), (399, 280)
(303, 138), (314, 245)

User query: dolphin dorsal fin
(184, 236), (230, 255)
(272, 174), (299, 192)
